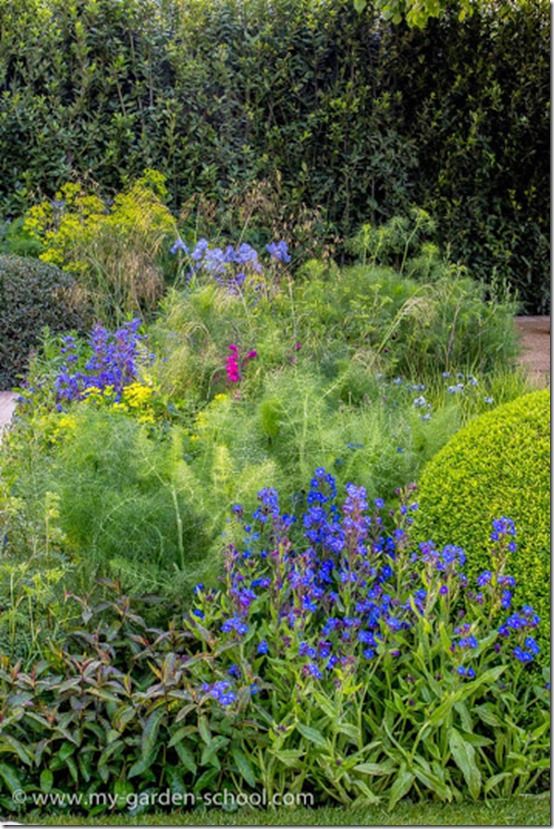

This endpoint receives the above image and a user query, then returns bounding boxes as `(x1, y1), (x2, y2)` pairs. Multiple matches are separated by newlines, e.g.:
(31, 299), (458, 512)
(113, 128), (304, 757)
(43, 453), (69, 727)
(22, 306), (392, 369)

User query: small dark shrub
(0, 255), (90, 389)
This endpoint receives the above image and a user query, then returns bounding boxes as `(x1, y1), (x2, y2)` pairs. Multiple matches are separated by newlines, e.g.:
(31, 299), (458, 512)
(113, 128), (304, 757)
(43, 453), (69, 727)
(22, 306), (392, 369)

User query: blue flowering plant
(11, 319), (176, 433)
(53, 319), (150, 405)
(181, 470), (548, 805)
(169, 236), (291, 294)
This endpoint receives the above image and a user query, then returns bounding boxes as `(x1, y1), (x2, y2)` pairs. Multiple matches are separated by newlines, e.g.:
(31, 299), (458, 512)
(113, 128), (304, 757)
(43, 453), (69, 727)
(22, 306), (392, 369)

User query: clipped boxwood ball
(416, 389), (550, 654)
(0, 255), (90, 389)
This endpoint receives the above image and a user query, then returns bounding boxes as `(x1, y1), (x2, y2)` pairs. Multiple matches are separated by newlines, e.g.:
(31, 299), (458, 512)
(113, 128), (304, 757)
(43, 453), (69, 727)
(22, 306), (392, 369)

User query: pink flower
(293, 341), (302, 351)
(224, 343), (257, 384)
(226, 345), (241, 383)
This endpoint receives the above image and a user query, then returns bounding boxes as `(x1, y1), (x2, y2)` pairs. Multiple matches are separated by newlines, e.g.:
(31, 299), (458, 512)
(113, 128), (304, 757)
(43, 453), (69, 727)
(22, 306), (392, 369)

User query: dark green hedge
(0, 0), (549, 310)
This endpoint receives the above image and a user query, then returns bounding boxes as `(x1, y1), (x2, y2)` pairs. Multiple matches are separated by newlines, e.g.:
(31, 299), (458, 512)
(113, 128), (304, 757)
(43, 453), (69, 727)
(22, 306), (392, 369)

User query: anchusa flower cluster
(170, 237), (291, 291)
(225, 344), (257, 384)
(186, 470), (542, 709)
(53, 319), (151, 406)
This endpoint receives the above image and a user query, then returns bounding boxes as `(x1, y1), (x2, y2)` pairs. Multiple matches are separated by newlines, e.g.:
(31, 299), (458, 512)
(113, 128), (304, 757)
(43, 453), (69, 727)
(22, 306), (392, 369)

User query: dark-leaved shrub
(0, 255), (90, 389)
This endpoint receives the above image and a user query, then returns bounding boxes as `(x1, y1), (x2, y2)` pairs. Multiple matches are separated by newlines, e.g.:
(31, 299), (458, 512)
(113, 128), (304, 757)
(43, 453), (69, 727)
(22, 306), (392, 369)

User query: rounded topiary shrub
(416, 389), (550, 653)
(0, 255), (90, 388)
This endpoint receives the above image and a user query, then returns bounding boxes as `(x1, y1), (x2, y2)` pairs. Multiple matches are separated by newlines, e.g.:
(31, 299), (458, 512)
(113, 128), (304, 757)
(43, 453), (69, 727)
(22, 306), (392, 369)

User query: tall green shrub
(0, 0), (548, 310)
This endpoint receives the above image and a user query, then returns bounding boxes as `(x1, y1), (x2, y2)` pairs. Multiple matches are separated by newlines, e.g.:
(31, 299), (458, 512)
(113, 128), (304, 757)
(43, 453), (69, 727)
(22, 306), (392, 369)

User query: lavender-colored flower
(266, 240), (291, 264)
(170, 237), (189, 255)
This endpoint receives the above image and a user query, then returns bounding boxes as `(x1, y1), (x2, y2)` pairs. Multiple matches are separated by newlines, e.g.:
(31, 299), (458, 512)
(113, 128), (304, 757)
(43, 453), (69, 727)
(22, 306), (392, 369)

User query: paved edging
(0, 392), (17, 440)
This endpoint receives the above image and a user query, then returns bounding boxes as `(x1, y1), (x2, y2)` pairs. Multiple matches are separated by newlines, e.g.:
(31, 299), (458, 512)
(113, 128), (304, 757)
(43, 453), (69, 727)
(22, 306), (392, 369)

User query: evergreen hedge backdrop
(0, 0), (549, 311)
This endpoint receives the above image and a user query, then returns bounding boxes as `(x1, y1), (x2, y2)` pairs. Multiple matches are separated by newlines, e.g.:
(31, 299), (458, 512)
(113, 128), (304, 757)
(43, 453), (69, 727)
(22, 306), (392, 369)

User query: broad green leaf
(475, 703), (502, 728)
(453, 701), (472, 733)
(113, 779), (134, 809)
(200, 735), (228, 769)
(334, 722), (360, 744)
(388, 766), (415, 809)
(168, 726), (189, 748)
(296, 722), (327, 748)
(193, 767), (219, 794)
(449, 728), (481, 799)
(142, 707), (165, 761)
(197, 716), (211, 745)
(272, 749), (304, 767)
(0, 735), (33, 766)
(413, 761), (452, 801)
(174, 741), (197, 775)
(231, 746), (256, 788)
(0, 762), (22, 795)
(57, 742), (75, 762)
(312, 691), (337, 719)
(40, 769), (54, 793)
(484, 771), (512, 794)
(354, 762), (393, 777)
(351, 778), (380, 803)
(98, 739), (124, 769)
(66, 755), (78, 784)
(128, 754), (156, 779)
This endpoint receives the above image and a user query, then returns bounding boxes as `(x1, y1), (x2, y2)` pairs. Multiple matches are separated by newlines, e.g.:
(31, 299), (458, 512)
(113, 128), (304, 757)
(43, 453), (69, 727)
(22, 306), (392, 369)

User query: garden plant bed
(0, 1), (549, 825)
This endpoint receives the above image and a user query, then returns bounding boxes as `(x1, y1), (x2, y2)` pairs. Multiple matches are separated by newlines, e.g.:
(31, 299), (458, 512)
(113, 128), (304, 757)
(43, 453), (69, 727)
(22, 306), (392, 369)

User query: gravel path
(515, 315), (550, 386)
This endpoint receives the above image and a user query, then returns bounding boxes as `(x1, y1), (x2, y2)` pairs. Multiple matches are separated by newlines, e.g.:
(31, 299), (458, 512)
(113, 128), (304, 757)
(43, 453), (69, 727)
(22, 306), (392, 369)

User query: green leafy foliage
(0, 514), (548, 816)
(0, 247), (526, 605)
(22, 171), (176, 323)
(0, 0), (548, 310)
(0, 255), (90, 389)
(415, 390), (550, 656)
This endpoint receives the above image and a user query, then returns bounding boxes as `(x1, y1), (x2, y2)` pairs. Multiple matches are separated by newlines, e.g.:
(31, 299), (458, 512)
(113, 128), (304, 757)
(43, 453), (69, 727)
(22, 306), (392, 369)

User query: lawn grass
(31, 794), (551, 826)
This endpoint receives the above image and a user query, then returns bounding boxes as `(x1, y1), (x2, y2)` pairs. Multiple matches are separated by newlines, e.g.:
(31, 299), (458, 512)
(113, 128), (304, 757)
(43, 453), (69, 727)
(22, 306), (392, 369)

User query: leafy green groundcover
(34, 795), (551, 826)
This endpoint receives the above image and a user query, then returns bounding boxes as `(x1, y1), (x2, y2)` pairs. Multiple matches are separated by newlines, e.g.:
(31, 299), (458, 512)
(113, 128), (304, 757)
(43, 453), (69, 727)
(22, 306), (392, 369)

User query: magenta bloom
(226, 354), (241, 383)
(225, 344), (257, 383)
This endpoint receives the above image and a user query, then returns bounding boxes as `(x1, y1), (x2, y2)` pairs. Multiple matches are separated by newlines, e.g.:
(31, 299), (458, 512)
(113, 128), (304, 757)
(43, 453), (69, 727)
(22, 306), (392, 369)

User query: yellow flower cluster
(24, 183), (105, 272)
(117, 383), (156, 423)
(23, 170), (175, 275)
(82, 382), (157, 424)
(38, 413), (77, 445)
